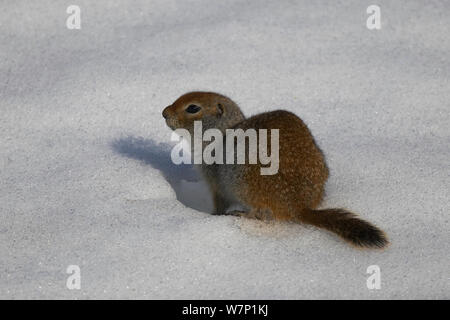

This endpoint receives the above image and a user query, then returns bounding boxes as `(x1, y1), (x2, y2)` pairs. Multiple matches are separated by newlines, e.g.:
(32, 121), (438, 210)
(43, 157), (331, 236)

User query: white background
(0, 0), (449, 298)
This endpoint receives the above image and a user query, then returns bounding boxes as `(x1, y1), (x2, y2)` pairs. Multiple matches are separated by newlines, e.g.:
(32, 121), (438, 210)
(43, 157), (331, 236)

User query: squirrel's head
(162, 92), (245, 134)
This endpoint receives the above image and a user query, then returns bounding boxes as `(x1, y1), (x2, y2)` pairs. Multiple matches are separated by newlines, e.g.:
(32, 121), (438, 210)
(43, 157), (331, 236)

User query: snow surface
(1, 0), (449, 299)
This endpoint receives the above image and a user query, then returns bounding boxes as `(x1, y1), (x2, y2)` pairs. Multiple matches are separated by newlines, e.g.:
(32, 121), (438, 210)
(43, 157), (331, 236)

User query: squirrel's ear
(217, 103), (224, 117)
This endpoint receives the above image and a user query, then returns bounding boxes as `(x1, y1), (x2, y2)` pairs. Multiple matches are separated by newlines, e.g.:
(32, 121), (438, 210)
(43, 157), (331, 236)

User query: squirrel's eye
(186, 104), (201, 114)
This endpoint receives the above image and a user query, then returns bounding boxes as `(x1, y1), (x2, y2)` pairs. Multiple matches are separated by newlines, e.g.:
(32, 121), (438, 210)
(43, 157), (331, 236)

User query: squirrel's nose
(162, 106), (170, 119)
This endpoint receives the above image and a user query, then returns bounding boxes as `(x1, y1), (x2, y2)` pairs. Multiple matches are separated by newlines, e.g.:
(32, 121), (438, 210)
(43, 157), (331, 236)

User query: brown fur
(163, 92), (388, 249)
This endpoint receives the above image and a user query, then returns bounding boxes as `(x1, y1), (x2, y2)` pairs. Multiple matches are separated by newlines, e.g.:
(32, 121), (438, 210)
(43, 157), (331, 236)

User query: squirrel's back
(227, 110), (329, 210)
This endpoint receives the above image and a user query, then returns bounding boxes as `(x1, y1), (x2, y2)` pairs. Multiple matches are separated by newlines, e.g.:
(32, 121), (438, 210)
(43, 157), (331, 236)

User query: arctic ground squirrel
(162, 92), (388, 248)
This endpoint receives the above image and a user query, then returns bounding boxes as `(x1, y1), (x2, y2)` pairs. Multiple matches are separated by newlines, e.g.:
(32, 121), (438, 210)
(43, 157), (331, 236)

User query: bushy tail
(301, 208), (388, 248)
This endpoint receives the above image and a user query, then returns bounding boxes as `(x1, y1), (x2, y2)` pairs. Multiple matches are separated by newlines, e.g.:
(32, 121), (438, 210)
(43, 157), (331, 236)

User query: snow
(1, 0), (449, 299)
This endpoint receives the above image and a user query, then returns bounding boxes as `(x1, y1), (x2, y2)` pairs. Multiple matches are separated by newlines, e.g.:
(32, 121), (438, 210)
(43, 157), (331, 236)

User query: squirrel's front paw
(229, 209), (274, 220)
